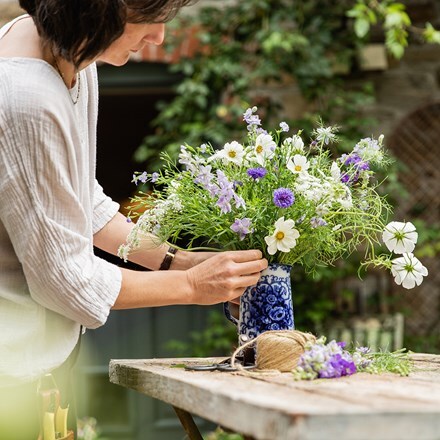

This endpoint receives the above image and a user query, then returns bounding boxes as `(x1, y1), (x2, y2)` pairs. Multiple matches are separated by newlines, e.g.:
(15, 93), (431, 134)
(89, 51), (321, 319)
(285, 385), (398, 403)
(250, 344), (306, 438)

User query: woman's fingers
(227, 249), (264, 263)
(186, 250), (267, 305)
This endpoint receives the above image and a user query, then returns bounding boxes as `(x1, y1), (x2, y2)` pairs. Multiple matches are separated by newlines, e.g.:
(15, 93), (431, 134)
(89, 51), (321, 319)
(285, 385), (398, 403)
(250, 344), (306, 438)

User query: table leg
(173, 406), (204, 440)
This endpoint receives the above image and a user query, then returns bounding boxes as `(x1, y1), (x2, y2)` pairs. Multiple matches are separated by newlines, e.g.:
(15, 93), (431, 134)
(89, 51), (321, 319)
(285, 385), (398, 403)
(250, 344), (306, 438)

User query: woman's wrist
(159, 246), (178, 270)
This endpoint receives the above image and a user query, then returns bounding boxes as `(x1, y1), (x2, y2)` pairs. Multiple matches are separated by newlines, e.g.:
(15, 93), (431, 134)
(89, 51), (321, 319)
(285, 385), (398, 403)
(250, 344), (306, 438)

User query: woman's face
(98, 22), (165, 66)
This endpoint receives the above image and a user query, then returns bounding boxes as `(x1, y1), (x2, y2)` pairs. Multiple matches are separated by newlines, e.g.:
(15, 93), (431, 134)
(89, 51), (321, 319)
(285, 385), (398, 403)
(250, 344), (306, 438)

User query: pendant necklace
(52, 54), (81, 105)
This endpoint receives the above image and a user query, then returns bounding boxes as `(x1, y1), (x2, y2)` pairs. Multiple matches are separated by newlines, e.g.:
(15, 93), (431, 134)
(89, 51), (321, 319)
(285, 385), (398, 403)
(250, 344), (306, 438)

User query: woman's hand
(185, 250), (267, 305)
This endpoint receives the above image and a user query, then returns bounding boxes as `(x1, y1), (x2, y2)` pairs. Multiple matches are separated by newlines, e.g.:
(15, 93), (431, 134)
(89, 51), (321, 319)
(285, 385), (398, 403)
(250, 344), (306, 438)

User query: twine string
(230, 330), (317, 372)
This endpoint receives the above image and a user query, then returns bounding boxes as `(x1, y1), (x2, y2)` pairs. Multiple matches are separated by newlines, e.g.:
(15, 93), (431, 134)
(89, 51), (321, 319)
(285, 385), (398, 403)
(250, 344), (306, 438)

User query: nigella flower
(382, 221), (418, 254)
(280, 121), (289, 132)
(353, 137), (384, 163)
(151, 172), (159, 183)
(200, 143), (207, 153)
(230, 218), (253, 240)
(314, 126), (337, 145)
(247, 167), (267, 180)
(273, 188), (295, 208)
(391, 252), (428, 289)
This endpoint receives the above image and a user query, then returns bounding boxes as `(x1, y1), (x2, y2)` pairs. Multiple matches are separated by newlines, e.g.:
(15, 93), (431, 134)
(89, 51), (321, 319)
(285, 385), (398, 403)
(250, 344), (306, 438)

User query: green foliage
(135, 0), (374, 170)
(165, 309), (238, 357)
(348, 0), (440, 58)
(204, 427), (244, 440)
(359, 348), (412, 376)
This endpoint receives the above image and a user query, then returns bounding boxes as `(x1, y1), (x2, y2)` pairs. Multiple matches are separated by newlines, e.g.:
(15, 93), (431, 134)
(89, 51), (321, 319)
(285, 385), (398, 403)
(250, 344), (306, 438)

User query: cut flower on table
(292, 336), (412, 380)
(120, 107), (428, 288)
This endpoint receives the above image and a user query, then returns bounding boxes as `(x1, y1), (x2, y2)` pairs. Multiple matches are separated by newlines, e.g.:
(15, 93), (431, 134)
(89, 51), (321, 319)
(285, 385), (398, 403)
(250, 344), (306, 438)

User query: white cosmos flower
(287, 154), (309, 174)
(252, 133), (276, 165)
(264, 216), (300, 255)
(283, 135), (304, 160)
(383, 221), (418, 254)
(330, 162), (341, 181)
(391, 253), (428, 289)
(213, 141), (245, 165)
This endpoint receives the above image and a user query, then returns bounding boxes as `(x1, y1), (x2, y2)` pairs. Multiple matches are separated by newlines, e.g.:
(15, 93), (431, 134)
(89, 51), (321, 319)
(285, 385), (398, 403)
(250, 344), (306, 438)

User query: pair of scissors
(184, 357), (255, 372)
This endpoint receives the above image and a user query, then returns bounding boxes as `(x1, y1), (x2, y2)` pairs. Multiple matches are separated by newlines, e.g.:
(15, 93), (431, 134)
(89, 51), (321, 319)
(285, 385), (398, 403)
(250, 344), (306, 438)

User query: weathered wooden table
(109, 354), (440, 440)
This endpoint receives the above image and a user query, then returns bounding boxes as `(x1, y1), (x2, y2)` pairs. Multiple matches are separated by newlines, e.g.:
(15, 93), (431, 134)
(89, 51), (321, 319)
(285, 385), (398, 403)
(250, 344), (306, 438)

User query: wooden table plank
(109, 354), (440, 440)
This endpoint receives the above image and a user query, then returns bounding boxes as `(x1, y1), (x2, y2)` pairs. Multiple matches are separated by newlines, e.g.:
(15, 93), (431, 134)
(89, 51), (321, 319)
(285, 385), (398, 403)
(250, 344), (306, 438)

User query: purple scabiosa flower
(273, 188), (295, 208)
(247, 167), (267, 180)
(310, 217), (327, 228)
(280, 121), (289, 132)
(230, 218), (253, 240)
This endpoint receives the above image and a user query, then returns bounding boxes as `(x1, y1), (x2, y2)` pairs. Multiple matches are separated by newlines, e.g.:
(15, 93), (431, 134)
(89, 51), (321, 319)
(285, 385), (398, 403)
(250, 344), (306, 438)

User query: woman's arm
(93, 211), (217, 270)
(112, 249), (267, 309)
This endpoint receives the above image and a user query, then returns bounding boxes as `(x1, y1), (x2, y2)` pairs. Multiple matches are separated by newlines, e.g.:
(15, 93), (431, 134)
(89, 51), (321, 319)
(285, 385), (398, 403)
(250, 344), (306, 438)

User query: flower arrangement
(292, 336), (412, 380)
(119, 107), (428, 288)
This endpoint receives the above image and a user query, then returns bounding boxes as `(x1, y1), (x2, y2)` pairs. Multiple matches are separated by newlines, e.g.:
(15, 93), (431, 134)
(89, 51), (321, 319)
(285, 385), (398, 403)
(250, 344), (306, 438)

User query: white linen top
(0, 16), (122, 387)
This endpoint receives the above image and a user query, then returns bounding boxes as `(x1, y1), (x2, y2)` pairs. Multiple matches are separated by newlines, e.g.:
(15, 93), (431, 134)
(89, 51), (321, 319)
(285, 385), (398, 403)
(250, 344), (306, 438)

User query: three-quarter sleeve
(0, 86), (122, 329)
(93, 180), (120, 234)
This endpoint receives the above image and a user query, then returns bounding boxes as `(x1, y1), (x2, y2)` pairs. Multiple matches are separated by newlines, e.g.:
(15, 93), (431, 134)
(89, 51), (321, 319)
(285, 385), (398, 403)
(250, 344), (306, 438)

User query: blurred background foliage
(133, 0), (440, 359)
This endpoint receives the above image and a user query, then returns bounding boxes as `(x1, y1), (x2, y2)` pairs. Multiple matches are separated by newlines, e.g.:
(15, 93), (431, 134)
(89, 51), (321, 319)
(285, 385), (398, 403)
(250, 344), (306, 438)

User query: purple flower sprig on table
(293, 337), (357, 380)
(293, 338), (412, 380)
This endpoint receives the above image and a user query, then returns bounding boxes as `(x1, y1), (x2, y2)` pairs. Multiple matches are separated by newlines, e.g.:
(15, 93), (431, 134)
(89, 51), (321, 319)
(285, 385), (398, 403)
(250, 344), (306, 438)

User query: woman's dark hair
(19, 0), (195, 68)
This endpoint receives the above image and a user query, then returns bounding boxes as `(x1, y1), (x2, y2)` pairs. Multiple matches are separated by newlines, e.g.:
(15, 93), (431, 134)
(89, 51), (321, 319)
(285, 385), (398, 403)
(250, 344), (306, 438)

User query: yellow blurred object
(43, 412), (56, 440)
(56, 406), (69, 438)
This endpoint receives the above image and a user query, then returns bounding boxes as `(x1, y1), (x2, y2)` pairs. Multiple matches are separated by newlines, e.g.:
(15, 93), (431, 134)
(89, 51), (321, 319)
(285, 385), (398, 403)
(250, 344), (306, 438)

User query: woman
(0, 1), (267, 438)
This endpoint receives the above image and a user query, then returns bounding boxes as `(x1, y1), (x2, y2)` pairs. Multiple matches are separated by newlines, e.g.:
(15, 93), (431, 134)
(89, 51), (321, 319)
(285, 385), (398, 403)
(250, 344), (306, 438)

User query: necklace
(52, 55), (81, 105)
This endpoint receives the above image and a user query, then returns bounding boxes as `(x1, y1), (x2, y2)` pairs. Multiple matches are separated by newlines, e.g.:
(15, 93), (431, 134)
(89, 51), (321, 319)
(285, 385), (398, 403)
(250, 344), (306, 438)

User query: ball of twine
(231, 330), (317, 372)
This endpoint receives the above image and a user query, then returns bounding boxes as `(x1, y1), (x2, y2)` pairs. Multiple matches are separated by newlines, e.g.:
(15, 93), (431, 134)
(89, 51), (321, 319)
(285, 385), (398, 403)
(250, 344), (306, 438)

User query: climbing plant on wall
(134, 0), (439, 170)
